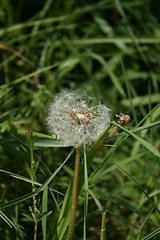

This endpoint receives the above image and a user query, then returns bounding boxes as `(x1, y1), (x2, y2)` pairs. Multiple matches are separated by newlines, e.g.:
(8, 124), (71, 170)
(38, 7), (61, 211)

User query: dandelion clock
(47, 90), (110, 240)
(47, 90), (110, 147)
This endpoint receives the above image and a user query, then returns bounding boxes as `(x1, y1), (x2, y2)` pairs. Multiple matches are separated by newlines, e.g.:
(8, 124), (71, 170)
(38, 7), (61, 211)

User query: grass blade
(42, 187), (48, 240)
(141, 227), (160, 240)
(34, 139), (69, 147)
(83, 145), (88, 240)
(0, 210), (17, 229)
(2, 150), (73, 209)
(0, 87), (12, 99)
(115, 163), (160, 214)
(56, 183), (72, 240)
(111, 121), (160, 157)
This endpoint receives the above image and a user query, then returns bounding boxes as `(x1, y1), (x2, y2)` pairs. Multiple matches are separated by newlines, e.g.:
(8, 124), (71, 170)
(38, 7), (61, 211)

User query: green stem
(100, 211), (106, 240)
(34, 219), (38, 240)
(30, 140), (38, 240)
(67, 147), (81, 240)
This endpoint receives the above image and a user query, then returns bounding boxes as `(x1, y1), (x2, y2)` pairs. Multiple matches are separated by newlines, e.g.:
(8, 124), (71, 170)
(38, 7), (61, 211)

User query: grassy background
(0, 0), (160, 239)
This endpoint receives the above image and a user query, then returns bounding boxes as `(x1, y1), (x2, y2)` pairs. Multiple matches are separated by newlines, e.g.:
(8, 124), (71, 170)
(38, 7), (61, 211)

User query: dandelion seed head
(47, 90), (110, 147)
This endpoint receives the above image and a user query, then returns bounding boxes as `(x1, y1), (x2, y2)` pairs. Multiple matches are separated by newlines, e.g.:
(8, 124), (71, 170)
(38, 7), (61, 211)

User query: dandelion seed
(47, 90), (110, 147)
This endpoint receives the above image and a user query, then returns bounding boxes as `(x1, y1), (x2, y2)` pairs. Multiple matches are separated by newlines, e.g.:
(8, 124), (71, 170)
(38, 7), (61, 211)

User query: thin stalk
(15, 204), (19, 240)
(100, 211), (106, 240)
(83, 145), (88, 240)
(27, 132), (39, 240)
(67, 147), (81, 240)
(30, 145), (39, 240)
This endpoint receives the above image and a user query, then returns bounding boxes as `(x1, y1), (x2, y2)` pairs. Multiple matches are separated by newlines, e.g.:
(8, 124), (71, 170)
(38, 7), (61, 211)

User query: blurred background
(0, 0), (160, 239)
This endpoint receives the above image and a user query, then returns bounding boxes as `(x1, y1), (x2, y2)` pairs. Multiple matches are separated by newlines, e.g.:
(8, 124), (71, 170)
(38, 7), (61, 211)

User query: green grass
(0, 0), (160, 239)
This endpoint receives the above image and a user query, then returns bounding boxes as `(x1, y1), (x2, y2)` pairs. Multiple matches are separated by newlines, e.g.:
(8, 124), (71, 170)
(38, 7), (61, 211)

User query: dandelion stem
(67, 147), (81, 240)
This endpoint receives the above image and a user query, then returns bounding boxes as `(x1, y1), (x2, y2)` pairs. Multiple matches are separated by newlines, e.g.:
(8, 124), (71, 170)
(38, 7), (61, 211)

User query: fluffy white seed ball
(47, 90), (110, 147)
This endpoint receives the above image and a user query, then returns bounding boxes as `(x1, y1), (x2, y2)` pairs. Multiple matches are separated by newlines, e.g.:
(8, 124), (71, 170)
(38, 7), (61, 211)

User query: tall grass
(0, 0), (160, 239)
